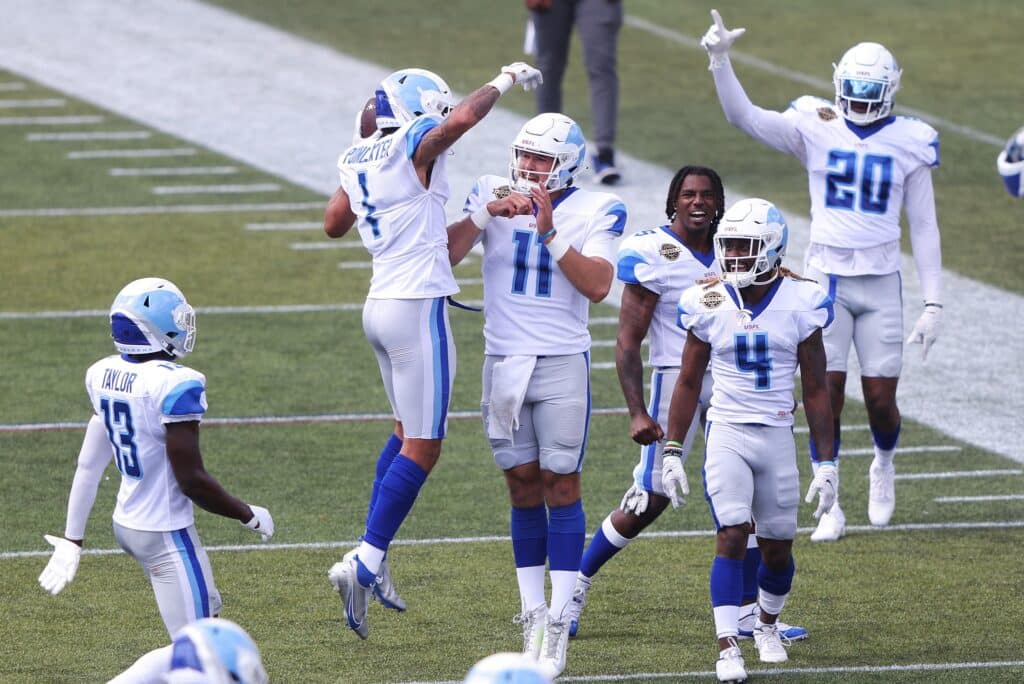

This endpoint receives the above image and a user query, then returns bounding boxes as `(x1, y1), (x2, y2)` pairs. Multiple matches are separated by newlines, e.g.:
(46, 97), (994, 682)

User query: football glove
(619, 483), (650, 516)
(700, 9), (746, 70)
(662, 448), (690, 509)
(242, 505), (275, 542)
(804, 462), (838, 519)
(38, 534), (82, 596)
(502, 62), (543, 92)
(906, 303), (943, 361)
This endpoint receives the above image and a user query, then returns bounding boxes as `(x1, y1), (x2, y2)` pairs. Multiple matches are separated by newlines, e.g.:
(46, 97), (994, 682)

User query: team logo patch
(659, 243), (681, 261)
(700, 290), (725, 309)
(817, 107), (837, 122)
(492, 185), (512, 199)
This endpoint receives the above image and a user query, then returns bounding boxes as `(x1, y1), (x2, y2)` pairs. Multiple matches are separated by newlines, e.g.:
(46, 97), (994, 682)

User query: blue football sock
(548, 500), (586, 572)
(511, 504), (548, 568)
(367, 433), (403, 525)
(742, 545), (761, 605)
(710, 556), (744, 608)
(579, 515), (630, 578)
(363, 455), (427, 551)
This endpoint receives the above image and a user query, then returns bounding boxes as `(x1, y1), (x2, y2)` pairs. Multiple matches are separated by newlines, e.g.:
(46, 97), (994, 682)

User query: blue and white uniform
(337, 115), (457, 438)
(84, 354), (221, 637)
(678, 276), (832, 539)
(615, 226), (718, 494)
(464, 175), (625, 474)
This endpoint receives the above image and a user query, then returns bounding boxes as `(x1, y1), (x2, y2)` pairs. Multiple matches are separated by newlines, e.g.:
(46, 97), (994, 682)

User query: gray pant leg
(531, 0), (577, 113)
(576, 0), (622, 151)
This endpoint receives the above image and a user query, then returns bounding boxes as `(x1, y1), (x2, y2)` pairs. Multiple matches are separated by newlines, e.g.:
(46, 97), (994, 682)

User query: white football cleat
(537, 614), (570, 678)
(810, 503), (846, 542)
(343, 548), (407, 611)
(514, 603), (547, 660)
(567, 574), (591, 638)
(753, 622), (789, 663)
(737, 604), (808, 642)
(716, 638), (747, 682)
(328, 557), (374, 639)
(868, 460), (896, 526)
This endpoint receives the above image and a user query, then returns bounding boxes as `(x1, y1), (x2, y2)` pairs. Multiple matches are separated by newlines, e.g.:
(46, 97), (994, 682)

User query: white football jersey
(775, 97), (939, 272)
(337, 115), (459, 299)
(678, 276), (832, 427)
(85, 355), (208, 532)
(616, 226), (719, 367)
(464, 176), (626, 356)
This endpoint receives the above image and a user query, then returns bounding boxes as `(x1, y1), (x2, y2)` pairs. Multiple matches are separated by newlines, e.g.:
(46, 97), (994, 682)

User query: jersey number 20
(825, 150), (893, 214)
(100, 397), (142, 479)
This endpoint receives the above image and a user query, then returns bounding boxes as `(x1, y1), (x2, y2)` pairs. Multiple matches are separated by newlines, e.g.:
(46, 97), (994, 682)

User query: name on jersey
(342, 138), (392, 165)
(102, 368), (138, 393)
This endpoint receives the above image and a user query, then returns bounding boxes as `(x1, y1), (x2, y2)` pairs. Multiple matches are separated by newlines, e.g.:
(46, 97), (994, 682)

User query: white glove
(502, 62), (543, 92)
(619, 484), (649, 516)
(700, 9), (746, 70)
(662, 448), (690, 509)
(804, 462), (838, 519)
(906, 303), (943, 361)
(38, 535), (82, 596)
(242, 505), (275, 541)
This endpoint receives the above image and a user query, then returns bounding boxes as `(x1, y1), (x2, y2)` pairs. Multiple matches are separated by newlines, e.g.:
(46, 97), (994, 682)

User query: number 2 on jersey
(825, 150), (893, 214)
(100, 397), (142, 478)
(734, 332), (773, 390)
(511, 229), (553, 297)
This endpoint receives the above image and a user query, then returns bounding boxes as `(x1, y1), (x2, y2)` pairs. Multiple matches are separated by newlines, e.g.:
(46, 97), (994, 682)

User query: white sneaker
(716, 638), (747, 682)
(567, 575), (591, 638)
(754, 622), (789, 663)
(868, 460), (896, 526)
(513, 603), (547, 659)
(343, 548), (406, 611)
(810, 503), (846, 542)
(328, 557), (373, 639)
(737, 605), (808, 642)
(538, 615), (570, 678)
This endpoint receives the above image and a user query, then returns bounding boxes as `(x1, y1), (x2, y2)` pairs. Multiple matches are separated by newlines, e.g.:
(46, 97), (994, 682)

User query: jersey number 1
(100, 397), (142, 479)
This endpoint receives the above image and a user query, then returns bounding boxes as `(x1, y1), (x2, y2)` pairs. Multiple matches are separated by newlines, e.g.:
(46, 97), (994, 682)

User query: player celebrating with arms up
(700, 9), (943, 540)
(662, 199), (835, 681)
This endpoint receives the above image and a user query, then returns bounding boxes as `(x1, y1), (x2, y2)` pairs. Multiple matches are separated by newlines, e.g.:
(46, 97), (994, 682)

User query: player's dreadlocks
(665, 165), (726, 236)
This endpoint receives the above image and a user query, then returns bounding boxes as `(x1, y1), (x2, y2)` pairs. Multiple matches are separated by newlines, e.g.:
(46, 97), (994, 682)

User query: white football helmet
(110, 277), (195, 358)
(997, 125), (1024, 198)
(714, 198), (789, 289)
(374, 68), (456, 130)
(463, 652), (552, 684)
(164, 618), (267, 684)
(832, 42), (902, 126)
(508, 113), (586, 194)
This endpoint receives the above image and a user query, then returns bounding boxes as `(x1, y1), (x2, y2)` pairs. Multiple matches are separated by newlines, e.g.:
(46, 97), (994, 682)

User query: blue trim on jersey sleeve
(463, 179), (482, 213)
(616, 249), (648, 284)
(162, 380), (206, 417)
(929, 137), (940, 168)
(405, 117), (440, 159)
(605, 202), (627, 235)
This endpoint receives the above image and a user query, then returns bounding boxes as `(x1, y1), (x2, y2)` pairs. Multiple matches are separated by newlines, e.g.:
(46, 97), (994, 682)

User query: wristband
(545, 232), (571, 261)
(538, 227), (557, 242)
(665, 440), (685, 449)
(923, 302), (943, 309)
(470, 205), (491, 230)
(487, 73), (514, 95)
(816, 460), (836, 468)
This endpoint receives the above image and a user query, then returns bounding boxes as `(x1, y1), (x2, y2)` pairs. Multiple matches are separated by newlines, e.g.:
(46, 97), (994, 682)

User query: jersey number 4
(825, 150), (893, 214)
(100, 397), (142, 479)
(511, 230), (553, 297)
(734, 332), (773, 390)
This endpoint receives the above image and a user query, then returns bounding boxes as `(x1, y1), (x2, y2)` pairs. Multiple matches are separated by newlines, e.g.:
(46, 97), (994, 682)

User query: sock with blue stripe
(511, 504), (548, 611)
(871, 422), (900, 467)
(548, 500), (586, 618)
(367, 433), (403, 524)
(362, 455), (427, 577)
(711, 556), (744, 639)
(579, 514), (632, 578)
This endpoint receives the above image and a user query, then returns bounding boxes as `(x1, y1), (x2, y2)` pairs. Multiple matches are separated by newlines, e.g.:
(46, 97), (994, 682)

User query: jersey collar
(844, 115), (896, 140)
(724, 277), (784, 319)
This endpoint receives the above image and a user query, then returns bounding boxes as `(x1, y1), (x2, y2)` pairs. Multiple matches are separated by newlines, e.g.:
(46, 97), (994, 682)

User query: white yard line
(0, 97), (65, 108)
(247, 221), (321, 231)
(150, 182), (279, 195)
(0, 115), (103, 125)
(289, 240), (362, 250)
(27, 130), (150, 141)
(0, 0), (1019, 463)
(935, 494), (1024, 504)
(110, 165), (237, 176)
(836, 445), (961, 457)
(338, 261), (371, 269)
(895, 469), (1022, 481)
(4, 519), (1023, 560)
(0, 201), (322, 218)
(68, 147), (195, 159)
(0, 81), (26, 91)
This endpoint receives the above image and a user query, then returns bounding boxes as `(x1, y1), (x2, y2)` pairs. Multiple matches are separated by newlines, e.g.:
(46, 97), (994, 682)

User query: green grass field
(2, 2), (1023, 682)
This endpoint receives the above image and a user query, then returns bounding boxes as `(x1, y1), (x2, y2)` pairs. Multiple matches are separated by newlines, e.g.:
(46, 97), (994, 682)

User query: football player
(997, 125), (1024, 198)
(663, 199), (835, 681)
(701, 10), (944, 540)
(110, 617), (268, 684)
(568, 166), (806, 643)
(447, 112), (624, 678)
(38, 278), (274, 639)
(324, 62), (543, 640)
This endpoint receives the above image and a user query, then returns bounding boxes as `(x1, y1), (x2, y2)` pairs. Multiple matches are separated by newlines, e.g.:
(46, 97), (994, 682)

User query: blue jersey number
(511, 230), (553, 297)
(825, 151), (893, 215)
(100, 397), (142, 479)
(734, 332), (773, 390)
(356, 170), (381, 238)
